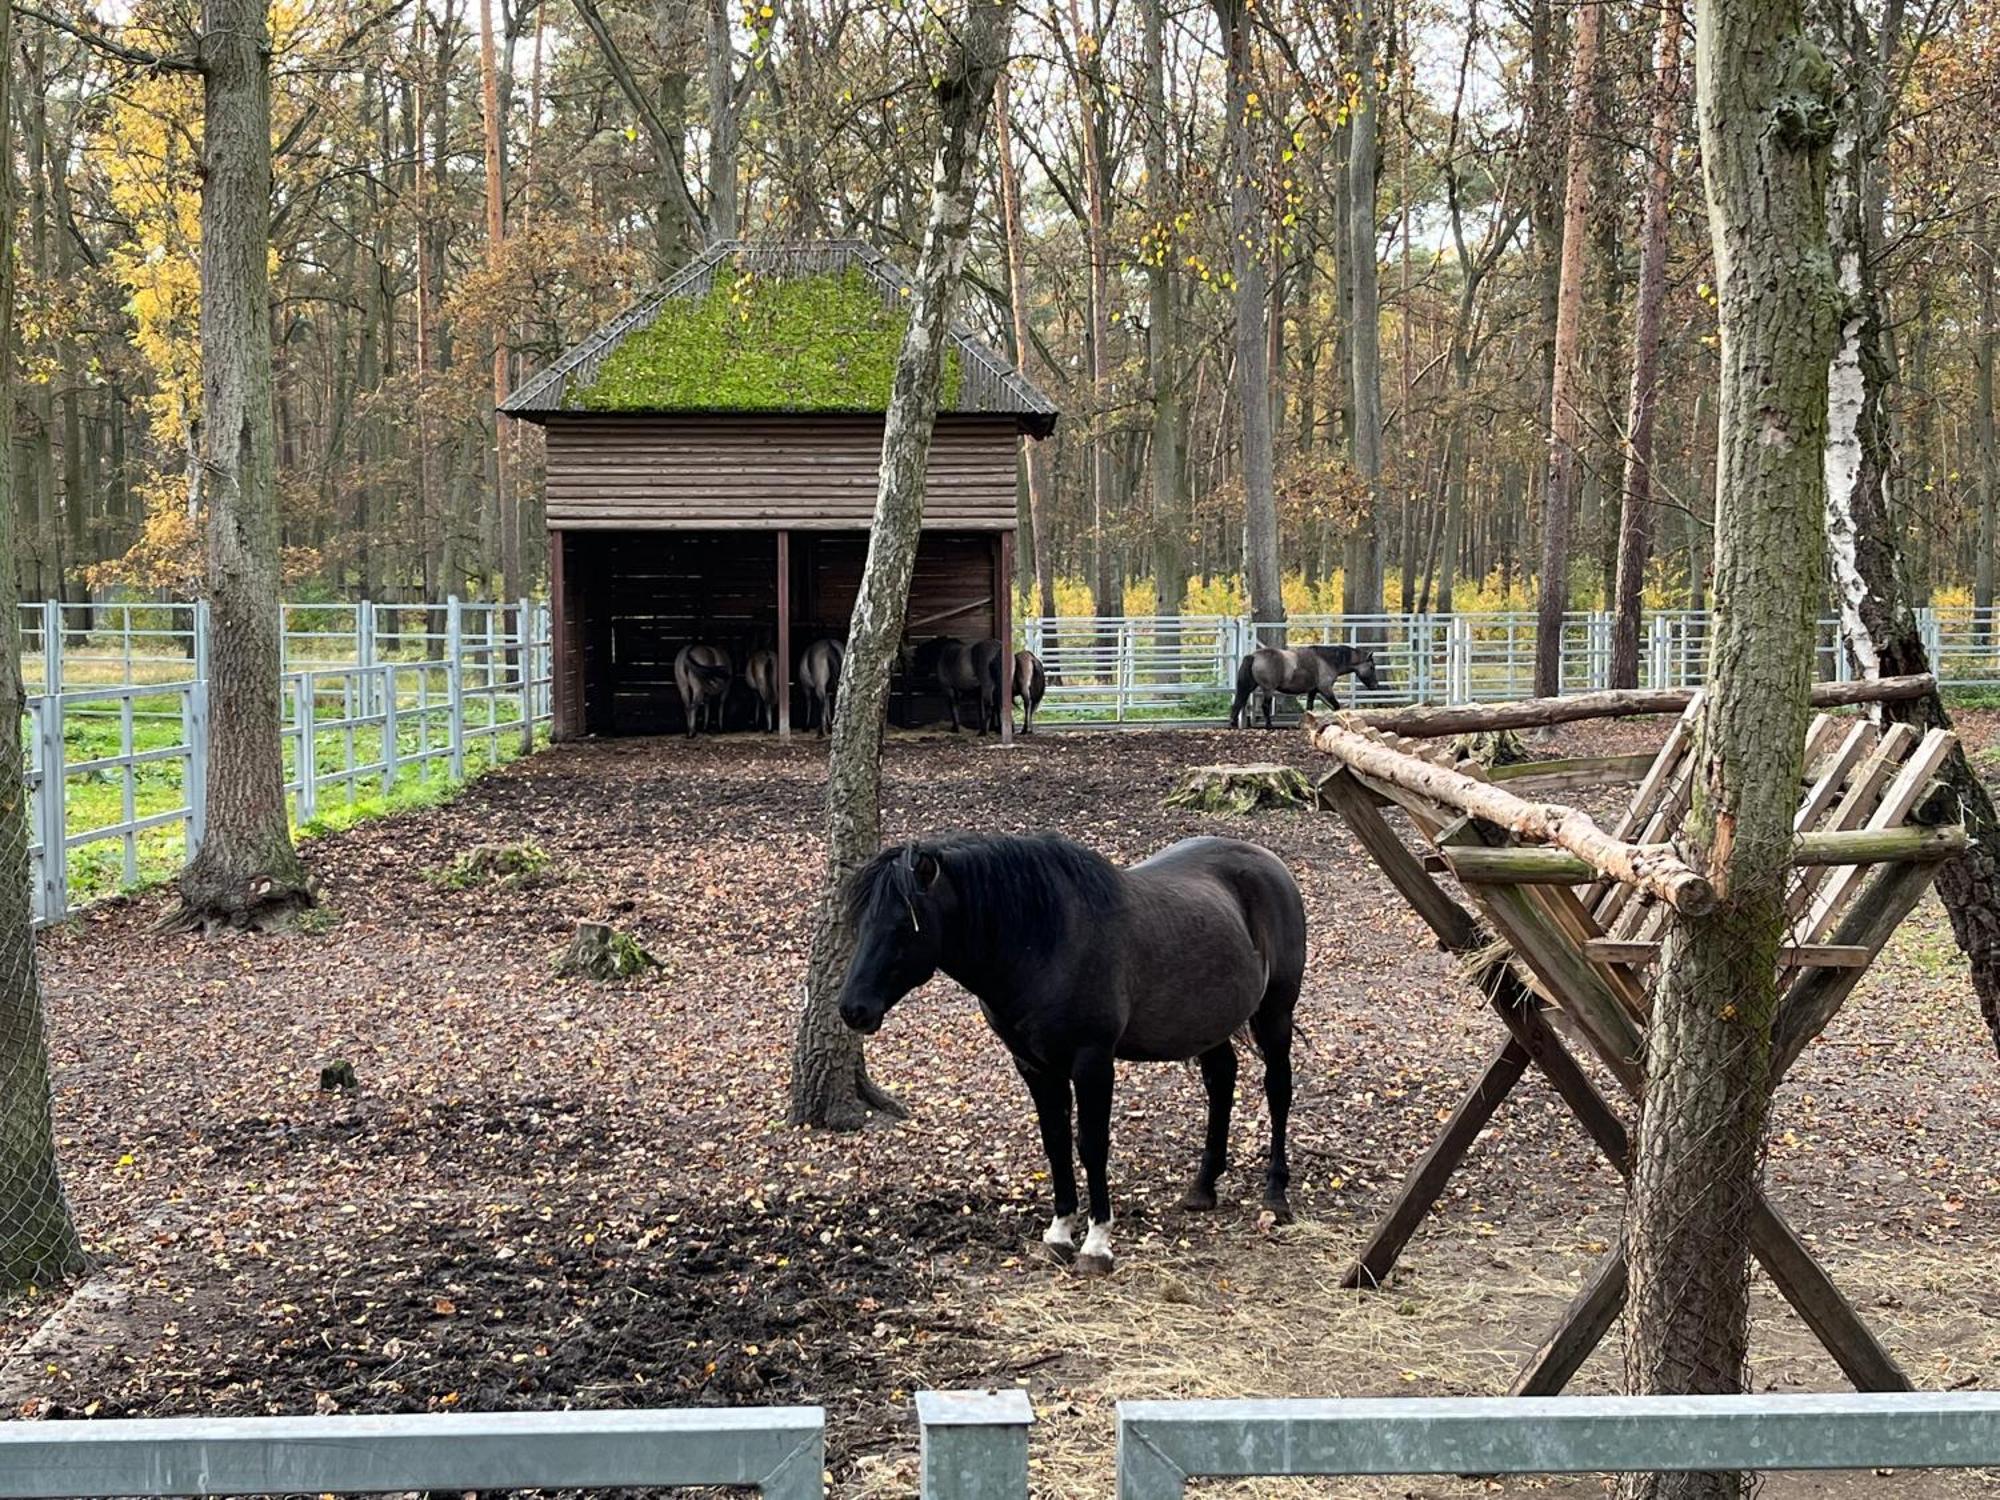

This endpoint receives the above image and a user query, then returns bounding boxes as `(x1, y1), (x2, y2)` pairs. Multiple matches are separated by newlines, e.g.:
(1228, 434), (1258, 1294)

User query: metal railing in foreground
(1, 1389), (1997, 1498)
(1112, 1392), (2000, 1499)
(0, 1406), (825, 1499)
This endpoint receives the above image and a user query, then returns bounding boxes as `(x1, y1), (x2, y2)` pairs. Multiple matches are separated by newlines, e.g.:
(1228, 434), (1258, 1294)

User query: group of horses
(671, 639), (845, 737)
(670, 635), (1053, 737)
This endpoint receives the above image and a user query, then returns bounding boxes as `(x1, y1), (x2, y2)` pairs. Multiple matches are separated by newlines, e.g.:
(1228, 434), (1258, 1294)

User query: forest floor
(4, 713), (1998, 1498)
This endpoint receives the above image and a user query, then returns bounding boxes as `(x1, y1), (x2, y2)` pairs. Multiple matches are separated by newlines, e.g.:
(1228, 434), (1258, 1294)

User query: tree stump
(557, 921), (659, 980)
(319, 1059), (358, 1091)
(1165, 764), (1316, 814)
(444, 842), (553, 889)
(1449, 730), (1533, 769)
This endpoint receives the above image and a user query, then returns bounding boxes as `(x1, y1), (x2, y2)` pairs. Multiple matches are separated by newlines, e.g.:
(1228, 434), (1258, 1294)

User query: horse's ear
(911, 849), (941, 890)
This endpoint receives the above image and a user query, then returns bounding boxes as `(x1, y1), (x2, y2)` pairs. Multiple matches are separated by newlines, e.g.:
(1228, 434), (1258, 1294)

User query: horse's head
(1351, 650), (1381, 692)
(838, 843), (949, 1034)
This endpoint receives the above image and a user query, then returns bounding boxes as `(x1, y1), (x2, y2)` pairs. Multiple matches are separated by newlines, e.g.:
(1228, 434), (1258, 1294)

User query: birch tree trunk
(1622, 4), (1837, 1494)
(1533, 0), (1601, 698)
(789, 0), (1017, 1129)
(171, 0), (313, 931)
(1211, 0), (1282, 640)
(1611, 0), (1685, 689)
(1820, 0), (2000, 1061)
(704, 0), (739, 240)
(477, 0), (517, 602)
(0, 0), (85, 1290)
(994, 75), (1055, 619)
(1344, 0), (1384, 631)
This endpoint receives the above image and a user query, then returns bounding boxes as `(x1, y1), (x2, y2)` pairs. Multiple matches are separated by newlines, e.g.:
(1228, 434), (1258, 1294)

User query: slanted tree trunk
(1141, 0), (1187, 617)
(1534, 0), (1602, 698)
(170, 0), (312, 931)
(994, 75), (1055, 620)
(0, 2), (85, 1290)
(1344, 0), (1384, 631)
(1820, 0), (2000, 1061)
(1215, 0), (1283, 642)
(1611, 0), (1685, 689)
(1622, 4), (1838, 1495)
(790, 0), (1017, 1129)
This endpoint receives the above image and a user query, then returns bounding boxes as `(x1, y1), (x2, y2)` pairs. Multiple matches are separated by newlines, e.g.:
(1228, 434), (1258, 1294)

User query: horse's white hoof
(1042, 1214), (1077, 1249)
(1074, 1252), (1115, 1277)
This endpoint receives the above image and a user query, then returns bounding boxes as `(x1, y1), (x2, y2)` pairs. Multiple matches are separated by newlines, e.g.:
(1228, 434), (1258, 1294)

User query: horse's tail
(1228, 653), (1257, 728)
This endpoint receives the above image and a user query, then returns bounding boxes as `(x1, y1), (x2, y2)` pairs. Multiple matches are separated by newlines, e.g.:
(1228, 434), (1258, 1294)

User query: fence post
(295, 675), (317, 824)
(41, 599), (61, 694)
(446, 595), (466, 780)
(917, 1390), (1033, 1500)
(35, 664), (66, 922)
(381, 662), (400, 797)
(358, 600), (377, 717)
(517, 596), (535, 753)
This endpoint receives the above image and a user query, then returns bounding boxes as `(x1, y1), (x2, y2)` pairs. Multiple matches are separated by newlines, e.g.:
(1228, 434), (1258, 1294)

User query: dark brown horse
(1229, 644), (1381, 729)
(838, 833), (1307, 1275)
(984, 648), (1048, 734)
(908, 636), (1005, 732)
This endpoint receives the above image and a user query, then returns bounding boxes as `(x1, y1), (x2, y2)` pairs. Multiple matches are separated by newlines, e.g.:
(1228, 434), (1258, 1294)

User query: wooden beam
(1583, 938), (1873, 969)
(776, 529), (792, 739)
(1484, 751), (1662, 793)
(1341, 1036), (1530, 1290)
(1311, 722), (1717, 914)
(1793, 823), (1966, 864)
(1332, 674), (1937, 738)
(1511, 1246), (1629, 1397)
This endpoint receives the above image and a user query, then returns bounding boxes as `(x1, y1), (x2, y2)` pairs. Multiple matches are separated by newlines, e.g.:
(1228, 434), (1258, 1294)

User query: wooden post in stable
(777, 529), (792, 740)
(996, 531), (1014, 746)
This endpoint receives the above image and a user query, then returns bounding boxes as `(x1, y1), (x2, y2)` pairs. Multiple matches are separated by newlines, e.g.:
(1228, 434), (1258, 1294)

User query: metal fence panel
(918, 1389), (1033, 1500)
(0, 1406), (825, 1499)
(1115, 1393), (2000, 1499)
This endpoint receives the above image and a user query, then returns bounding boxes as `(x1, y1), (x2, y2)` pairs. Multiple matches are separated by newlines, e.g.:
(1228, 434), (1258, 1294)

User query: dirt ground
(4, 714), (1998, 1497)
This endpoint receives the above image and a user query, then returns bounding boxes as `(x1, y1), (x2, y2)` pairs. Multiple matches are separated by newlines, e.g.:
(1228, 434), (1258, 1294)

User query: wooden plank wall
(556, 529), (1004, 736)
(542, 414), (1021, 531)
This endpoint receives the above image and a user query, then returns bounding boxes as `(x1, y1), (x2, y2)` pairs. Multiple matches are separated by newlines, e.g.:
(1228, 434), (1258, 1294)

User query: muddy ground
(4, 715), (1998, 1497)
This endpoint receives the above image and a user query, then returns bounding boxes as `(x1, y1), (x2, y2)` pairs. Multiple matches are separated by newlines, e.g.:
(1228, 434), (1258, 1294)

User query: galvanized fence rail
(1023, 606), (2000, 726)
(0, 1406), (824, 1499)
(8, 1390), (1989, 1498)
(19, 598), (552, 926)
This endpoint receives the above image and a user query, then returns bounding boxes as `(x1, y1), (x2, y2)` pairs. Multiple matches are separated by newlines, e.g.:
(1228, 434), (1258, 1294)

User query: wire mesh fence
(18, 598), (553, 926)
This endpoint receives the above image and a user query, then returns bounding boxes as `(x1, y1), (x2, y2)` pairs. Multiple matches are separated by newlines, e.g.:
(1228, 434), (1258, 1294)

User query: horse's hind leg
(1249, 1007), (1296, 1224)
(1181, 1041), (1238, 1211)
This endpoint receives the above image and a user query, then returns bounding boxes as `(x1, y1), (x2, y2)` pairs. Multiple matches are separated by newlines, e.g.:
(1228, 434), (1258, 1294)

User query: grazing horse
(837, 832), (1306, 1275)
(910, 637), (1005, 732)
(984, 648), (1048, 735)
(746, 649), (779, 732)
(1229, 644), (1381, 729)
(674, 644), (732, 737)
(799, 638), (843, 736)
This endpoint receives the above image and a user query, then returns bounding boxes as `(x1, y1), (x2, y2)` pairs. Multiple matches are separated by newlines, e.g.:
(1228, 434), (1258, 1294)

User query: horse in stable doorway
(837, 832), (1306, 1274)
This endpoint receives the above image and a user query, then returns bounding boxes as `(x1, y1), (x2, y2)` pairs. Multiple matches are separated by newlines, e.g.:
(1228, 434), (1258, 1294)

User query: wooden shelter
(504, 241), (1058, 739)
(1307, 675), (1960, 1397)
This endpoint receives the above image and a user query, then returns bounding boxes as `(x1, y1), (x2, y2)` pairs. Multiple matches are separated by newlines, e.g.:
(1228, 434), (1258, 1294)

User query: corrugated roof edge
(502, 239), (1059, 437)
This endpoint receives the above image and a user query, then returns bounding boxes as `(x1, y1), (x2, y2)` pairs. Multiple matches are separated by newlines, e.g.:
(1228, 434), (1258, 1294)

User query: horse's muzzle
(839, 1002), (884, 1035)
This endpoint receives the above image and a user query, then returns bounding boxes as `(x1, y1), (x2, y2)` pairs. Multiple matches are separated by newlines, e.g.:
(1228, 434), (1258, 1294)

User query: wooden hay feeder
(1309, 673), (1961, 1398)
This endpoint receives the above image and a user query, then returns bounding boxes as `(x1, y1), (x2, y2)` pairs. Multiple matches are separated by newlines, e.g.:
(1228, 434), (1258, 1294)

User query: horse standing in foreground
(837, 833), (1306, 1275)
(1230, 644), (1381, 729)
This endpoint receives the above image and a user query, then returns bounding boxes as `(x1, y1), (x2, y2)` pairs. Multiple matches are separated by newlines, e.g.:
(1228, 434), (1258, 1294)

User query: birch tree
(1622, 4), (1838, 1495)
(170, 0), (313, 931)
(789, 0), (1018, 1129)
(0, 0), (86, 1290)
(1344, 0), (1384, 627)
(994, 73), (1056, 617)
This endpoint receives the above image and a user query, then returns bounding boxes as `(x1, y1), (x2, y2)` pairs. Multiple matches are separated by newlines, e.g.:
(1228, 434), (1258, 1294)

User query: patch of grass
(298, 774), (465, 840)
(435, 841), (555, 891)
(1942, 685), (2000, 710)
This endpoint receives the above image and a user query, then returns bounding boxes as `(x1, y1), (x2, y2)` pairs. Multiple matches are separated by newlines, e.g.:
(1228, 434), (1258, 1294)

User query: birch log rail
(1307, 719), (1718, 914)
(1333, 673), (1934, 739)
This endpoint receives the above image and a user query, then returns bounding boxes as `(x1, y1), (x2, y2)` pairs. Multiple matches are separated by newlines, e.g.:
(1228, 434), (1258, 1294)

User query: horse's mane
(847, 833), (1124, 943)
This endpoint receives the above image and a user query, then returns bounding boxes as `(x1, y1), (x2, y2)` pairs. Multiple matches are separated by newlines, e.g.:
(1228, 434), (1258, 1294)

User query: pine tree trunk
(478, 0), (516, 601)
(171, 0), (311, 931)
(1141, 0), (1187, 618)
(1622, 6), (1837, 1496)
(0, 3), (84, 1290)
(994, 76), (1056, 620)
(704, 0), (739, 240)
(1065, 0), (1119, 624)
(1534, 0), (1601, 698)
(790, 0), (1017, 1129)
(1975, 193), (1996, 629)
(1611, 0), (1685, 689)
(1344, 0), (1383, 632)
(1820, 0), (2000, 1062)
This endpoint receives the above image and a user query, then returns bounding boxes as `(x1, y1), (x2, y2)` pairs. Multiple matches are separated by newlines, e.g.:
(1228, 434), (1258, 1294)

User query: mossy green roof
(569, 266), (962, 414)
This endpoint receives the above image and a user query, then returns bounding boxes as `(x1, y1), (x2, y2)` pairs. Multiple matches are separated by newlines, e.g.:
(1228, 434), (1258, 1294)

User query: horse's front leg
(1013, 1059), (1079, 1251)
(1071, 1047), (1116, 1274)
